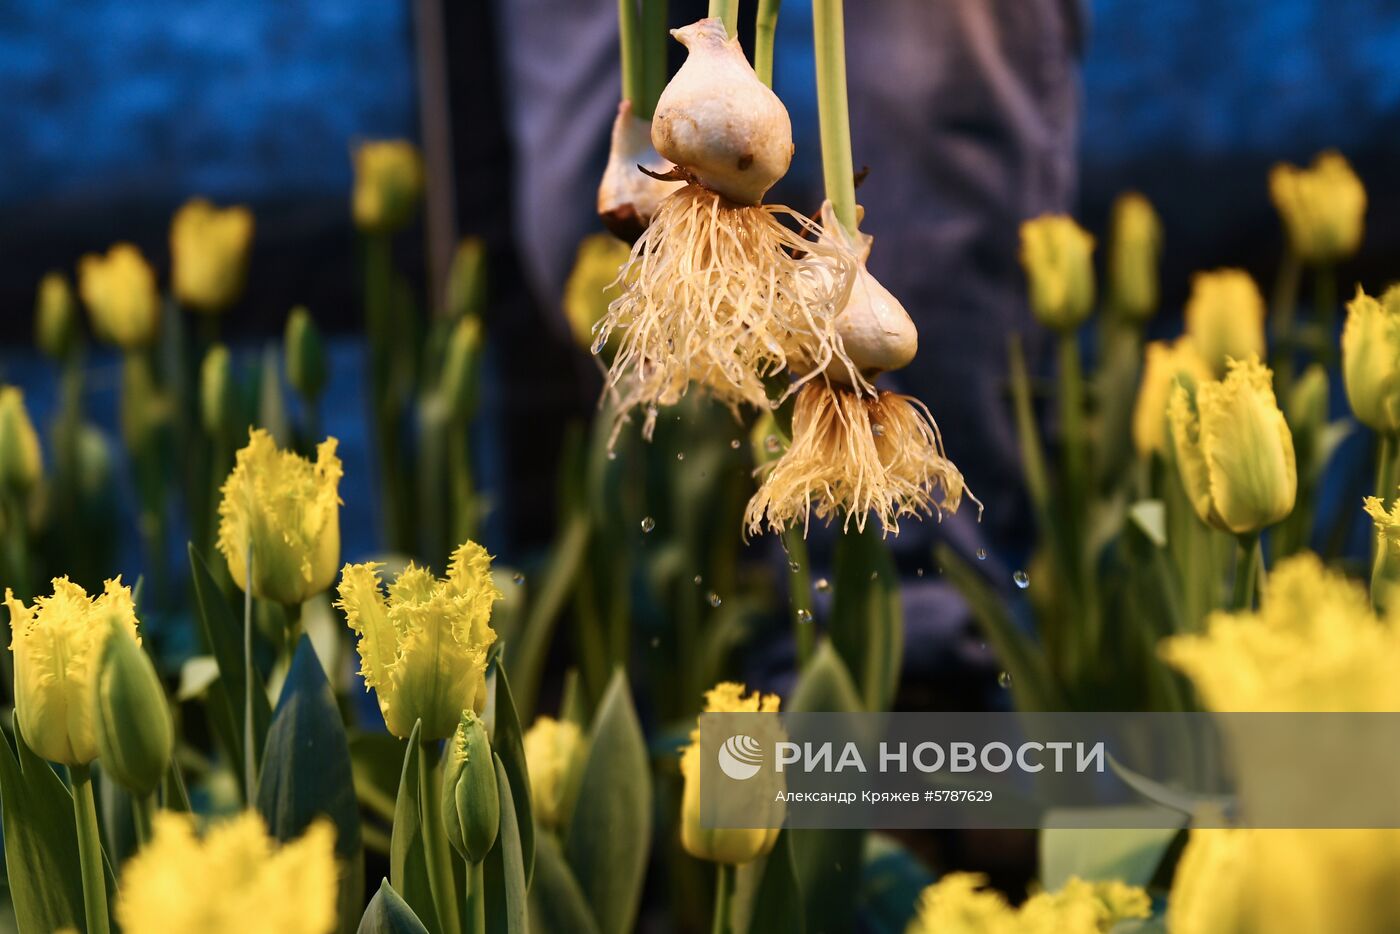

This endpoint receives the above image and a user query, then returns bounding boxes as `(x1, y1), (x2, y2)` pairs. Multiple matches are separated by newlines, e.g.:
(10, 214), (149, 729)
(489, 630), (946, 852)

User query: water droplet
(1013, 570), (1029, 589)
(796, 608), (813, 623)
(511, 572), (525, 585)
(730, 439), (742, 449)
(693, 574), (703, 585)
(764, 434), (781, 453)
(870, 571), (879, 581)
(607, 450), (617, 461)
(997, 671), (1013, 689)
(789, 560), (801, 573)
(676, 452), (685, 461)
(815, 578), (830, 592)
(650, 636), (660, 648)
(916, 568), (925, 578)
(975, 548), (987, 561)
(871, 423), (885, 436)
(708, 591), (722, 608)
(640, 516), (655, 533)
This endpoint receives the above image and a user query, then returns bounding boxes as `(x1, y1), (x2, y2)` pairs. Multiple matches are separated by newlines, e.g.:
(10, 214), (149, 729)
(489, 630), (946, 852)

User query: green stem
(781, 527), (814, 667)
(1058, 333), (1087, 492)
(639, 0), (669, 118)
(1315, 263), (1338, 365)
(812, 0), (856, 235)
(1271, 246), (1300, 400)
(419, 740), (462, 934)
(1231, 534), (1260, 611)
(711, 862), (736, 934)
(70, 764), (110, 934)
(754, 0), (782, 87)
(133, 792), (156, 848)
(618, 0), (643, 106)
(708, 0), (738, 38)
(1377, 434), (1397, 504)
(465, 860), (486, 934)
(244, 541), (257, 800)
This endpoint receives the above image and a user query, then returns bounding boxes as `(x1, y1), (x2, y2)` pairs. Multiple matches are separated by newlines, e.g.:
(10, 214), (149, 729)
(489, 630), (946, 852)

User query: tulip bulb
(652, 18), (793, 205)
(597, 100), (681, 241)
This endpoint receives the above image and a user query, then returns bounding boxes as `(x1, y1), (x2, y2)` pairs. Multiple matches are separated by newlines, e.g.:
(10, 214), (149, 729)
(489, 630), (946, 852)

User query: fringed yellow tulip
(35, 271), (78, 358)
(216, 429), (343, 606)
(563, 233), (630, 350)
(907, 872), (1149, 934)
(6, 578), (139, 766)
(78, 243), (160, 350)
(336, 542), (501, 740)
(1269, 149), (1366, 265)
(1342, 285), (1400, 433)
(1183, 268), (1267, 377)
(1131, 337), (1212, 457)
(1106, 192), (1162, 321)
(679, 683), (781, 865)
(523, 716), (583, 829)
(352, 141), (424, 234)
(1019, 215), (1095, 332)
(0, 386), (43, 493)
(1163, 555), (1400, 934)
(170, 198), (254, 314)
(115, 811), (337, 934)
(1168, 356), (1296, 535)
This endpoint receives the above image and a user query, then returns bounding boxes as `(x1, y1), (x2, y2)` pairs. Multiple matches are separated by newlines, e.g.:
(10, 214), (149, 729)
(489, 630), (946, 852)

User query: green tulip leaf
(489, 664), (535, 887)
(743, 830), (805, 934)
(829, 525), (902, 712)
(358, 878), (430, 934)
(390, 721), (436, 932)
(1040, 815), (1184, 891)
(0, 725), (85, 933)
(484, 754), (529, 934)
(530, 833), (600, 934)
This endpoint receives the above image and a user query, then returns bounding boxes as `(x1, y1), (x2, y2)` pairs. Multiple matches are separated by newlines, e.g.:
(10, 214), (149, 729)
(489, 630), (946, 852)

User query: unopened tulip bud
(1270, 150), (1366, 265)
(78, 243), (160, 350)
(1184, 269), (1267, 377)
(1169, 356), (1297, 535)
(563, 234), (630, 351)
(439, 315), (482, 422)
(353, 141), (424, 235)
(523, 716), (583, 828)
(441, 711), (499, 864)
(36, 272), (79, 359)
(446, 238), (487, 321)
(200, 344), (235, 439)
(284, 307), (327, 402)
(170, 198), (255, 314)
(1342, 285), (1400, 434)
(1132, 338), (1212, 458)
(93, 618), (173, 796)
(0, 387), (43, 493)
(1287, 363), (1329, 481)
(1019, 215), (1096, 332)
(1107, 192), (1162, 322)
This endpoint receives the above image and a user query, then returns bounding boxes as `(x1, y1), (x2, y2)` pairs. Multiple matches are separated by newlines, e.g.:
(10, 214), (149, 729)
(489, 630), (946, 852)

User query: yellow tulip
(216, 429), (342, 606)
(170, 198), (254, 314)
(1342, 285), (1400, 433)
(1018, 215), (1096, 332)
(115, 811), (337, 934)
(1106, 192), (1162, 322)
(563, 233), (631, 350)
(1168, 356), (1296, 535)
(1365, 493), (1400, 614)
(0, 386), (43, 493)
(1183, 268), (1267, 377)
(1269, 149), (1366, 265)
(906, 872), (1149, 934)
(1131, 337), (1212, 457)
(78, 243), (160, 350)
(679, 682), (781, 866)
(523, 716), (584, 828)
(336, 542), (501, 740)
(6, 578), (140, 766)
(35, 271), (79, 358)
(352, 141), (424, 234)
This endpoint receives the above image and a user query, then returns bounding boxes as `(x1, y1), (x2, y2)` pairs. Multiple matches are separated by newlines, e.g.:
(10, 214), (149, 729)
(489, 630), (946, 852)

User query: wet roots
(744, 383), (979, 537)
(594, 183), (860, 442)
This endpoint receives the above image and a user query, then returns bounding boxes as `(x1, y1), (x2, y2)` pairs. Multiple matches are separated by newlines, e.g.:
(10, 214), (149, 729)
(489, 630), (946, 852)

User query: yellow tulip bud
(441, 710), (499, 864)
(170, 198), (255, 314)
(1342, 285), (1400, 433)
(680, 683), (781, 865)
(1106, 192), (1162, 322)
(7, 578), (140, 766)
(446, 238), (487, 321)
(1183, 268), (1267, 377)
(1131, 337), (1212, 457)
(336, 542), (501, 740)
(78, 243), (160, 350)
(1269, 149), (1366, 265)
(1018, 215), (1095, 332)
(1287, 363), (1329, 482)
(0, 387), (43, 493)
(563, 233), (630, 351)
(35, 271), (79, 359)
(115, 811), (338, 934)
(284, 307), (327, 401)
(352, 141), (424, 234)
(93, 618), (173, 796)
(1168, 356), (1296, 535)
(216, 429), (342, 606)
(522, 716), (583, 828)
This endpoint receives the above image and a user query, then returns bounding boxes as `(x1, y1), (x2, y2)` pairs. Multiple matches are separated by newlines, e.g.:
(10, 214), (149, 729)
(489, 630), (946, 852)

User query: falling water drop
(708, 591), (722, 608)
(511, 572), (525, 585)
(796, 608), (814, 623)
(814, 578), (830, 593)
(789, 561), (801, 573)
(1013, 570), (1030, 589)
(871, 423), (885, 437)
(607, 450), (618, 461)
(640, 516), (655, 533)
(730, 439), (742, 450)
(916, 568), (925, 578)
(676, 452), (685, 462)
(650, 636), (660, 649)
(694, 574), (703, 585)
(997, 671), (1013, 689)
(764, 434), (781, 453)
(975, 548), (988, 561)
